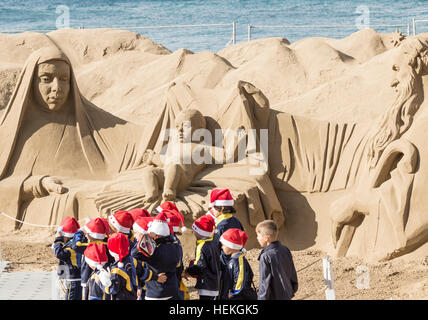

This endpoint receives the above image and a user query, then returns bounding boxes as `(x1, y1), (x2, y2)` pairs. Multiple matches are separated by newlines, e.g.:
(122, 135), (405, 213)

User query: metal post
(248, 25), (252, 42)
(323, 257), (336, 300)
(407, 23), (410, 36)
(413, 18), (416, 36)
(232, 21), (236, 45)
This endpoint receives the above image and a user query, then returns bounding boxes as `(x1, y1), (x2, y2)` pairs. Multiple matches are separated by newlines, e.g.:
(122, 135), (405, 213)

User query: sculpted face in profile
(33, 60), (71, 112)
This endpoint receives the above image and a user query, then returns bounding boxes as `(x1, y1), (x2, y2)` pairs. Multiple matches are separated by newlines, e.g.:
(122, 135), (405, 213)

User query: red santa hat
(192, 215), (215, 238)
(148, 211), (170, 237)
(57, 216), (80, 238)
(219, 228), (248, 251)
(84, 242), (108, 270)
(100, 218), (110, 237)
(83, 218), (108, 240)
(155, 201), (179, 214)
(108, 210), (134, 234)
(133, 217), (154, 235)
(129, 208), (151, 221)
(205, 209), (218, 222)
(107, 232), (129, 268)
(162, 208), (187, 233)
(210, 188), (234, 207)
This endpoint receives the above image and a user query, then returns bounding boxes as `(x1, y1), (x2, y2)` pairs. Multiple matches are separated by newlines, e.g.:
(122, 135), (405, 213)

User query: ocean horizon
(0, 0), (427, 52)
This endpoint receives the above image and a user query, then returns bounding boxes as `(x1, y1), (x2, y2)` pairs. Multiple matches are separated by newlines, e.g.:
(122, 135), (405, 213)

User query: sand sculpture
(330, 38), (428, 261)
(0, 29), (427, 260)
(0, 42), (283, 244)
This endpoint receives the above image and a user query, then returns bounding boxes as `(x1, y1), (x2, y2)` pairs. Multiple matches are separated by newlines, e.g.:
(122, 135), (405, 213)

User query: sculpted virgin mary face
(33, 59), (71, 112)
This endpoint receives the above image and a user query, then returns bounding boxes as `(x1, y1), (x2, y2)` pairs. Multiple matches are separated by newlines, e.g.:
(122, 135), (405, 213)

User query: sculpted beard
(367, 69), (420, 168)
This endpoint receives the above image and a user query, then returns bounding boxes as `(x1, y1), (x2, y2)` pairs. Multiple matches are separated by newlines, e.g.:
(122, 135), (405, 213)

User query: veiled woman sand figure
(0, 46), (146, 227)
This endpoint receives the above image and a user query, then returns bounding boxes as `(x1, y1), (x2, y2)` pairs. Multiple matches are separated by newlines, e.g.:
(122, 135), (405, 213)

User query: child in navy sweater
(131, 212), (181, 300)
(219, 228), (256, 300)
(52, 216), (82, 300)
(184, 215), (220, 300)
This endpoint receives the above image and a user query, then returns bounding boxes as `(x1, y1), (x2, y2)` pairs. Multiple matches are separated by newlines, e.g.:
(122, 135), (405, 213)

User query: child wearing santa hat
(71, 217), (113, 299)
(108, 210), (136, 249)
(132, 217), (167, 300)
(183, 215), (221, 300)
(209, 189), (244, 250)
(131, 211), (181, 300)
(52, 216), (82, 300)
(162, 208), (187, 299)
(129, 208), (151, 221)
(104, 232), (138, 300)
(219, 228), (257, 300)
(84, 242), (112, 300)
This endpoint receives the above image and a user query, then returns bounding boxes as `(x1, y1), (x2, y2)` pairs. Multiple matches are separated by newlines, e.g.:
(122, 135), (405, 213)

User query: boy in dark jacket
(103, 232), (139, 300)
(219, 228), (256, 300)
(71, 217), (113, 299)
(84, 242), (112, 300)
(132, 216), (167, 299)
(131, 211), (181, 300)
(209, 189), (244, 250)
(52, 216), (82, 300)
(256, 220), (298, 300)
(184, 215), (220, 300)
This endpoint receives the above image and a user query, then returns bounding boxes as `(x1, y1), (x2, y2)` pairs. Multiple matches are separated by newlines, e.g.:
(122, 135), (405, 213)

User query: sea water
(0, 0), (426, 52)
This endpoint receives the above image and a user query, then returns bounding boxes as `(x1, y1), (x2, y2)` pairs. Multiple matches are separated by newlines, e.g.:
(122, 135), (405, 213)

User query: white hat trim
(85, 256), (106, 269)
(109, 250), (120, 260)
(156, 206), (163, 213)
(192, 223), (213, 237)
(60, 230), (76, 238)
(109, 215), (130, 234)
(83, 225), (105, 240)
(210, 199), (234, 207)
(133, 222), (149, 235)
(148, 220), (170, 237)
(219, 236), (242, 250)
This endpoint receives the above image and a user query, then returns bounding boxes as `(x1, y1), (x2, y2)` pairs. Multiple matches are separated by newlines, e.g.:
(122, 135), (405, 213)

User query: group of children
(52, 188), (298, 300)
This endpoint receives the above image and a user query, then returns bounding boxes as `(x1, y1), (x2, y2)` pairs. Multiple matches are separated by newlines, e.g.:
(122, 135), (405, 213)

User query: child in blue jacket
(184, 215), (220, 300)
(131, 212), (181, 300)
(219, 228), (256, 300)
(52, 216), (82, 300)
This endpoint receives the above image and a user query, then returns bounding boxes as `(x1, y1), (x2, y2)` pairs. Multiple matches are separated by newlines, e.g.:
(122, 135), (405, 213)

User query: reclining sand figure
(94, 81), (285, 237)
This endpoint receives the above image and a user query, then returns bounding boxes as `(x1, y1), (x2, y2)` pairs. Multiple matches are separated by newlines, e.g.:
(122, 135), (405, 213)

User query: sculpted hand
(142, 149), (155, 165)
(41, 176), (67, 194)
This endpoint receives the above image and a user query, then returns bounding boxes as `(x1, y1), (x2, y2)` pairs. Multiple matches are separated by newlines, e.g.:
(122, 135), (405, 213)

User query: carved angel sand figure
(329, 37), (428, 260)
(0, 46), (147, 228)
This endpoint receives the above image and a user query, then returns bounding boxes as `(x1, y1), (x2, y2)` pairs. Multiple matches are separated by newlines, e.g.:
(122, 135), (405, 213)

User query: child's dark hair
(214, 206), (236, 214)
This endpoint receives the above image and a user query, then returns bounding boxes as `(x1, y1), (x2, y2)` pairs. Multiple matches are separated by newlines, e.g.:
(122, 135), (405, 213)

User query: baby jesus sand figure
(96, 107), (243, 214)
(141, 108), (210, 203)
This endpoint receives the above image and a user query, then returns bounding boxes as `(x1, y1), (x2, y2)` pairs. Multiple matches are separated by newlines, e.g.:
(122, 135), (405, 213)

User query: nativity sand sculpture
(0, 43), (283, 249)
(1, 32), (428, 260)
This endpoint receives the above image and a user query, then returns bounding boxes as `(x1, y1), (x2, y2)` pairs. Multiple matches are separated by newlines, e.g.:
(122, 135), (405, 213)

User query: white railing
(1, 18), (426, 49)
(413, 18), (428, 35)
(247, 23), (411, 41)
(0, 22), (237, 47)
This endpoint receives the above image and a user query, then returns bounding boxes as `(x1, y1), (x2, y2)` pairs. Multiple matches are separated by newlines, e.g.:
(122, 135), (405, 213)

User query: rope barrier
(0, 211), (87, 228)
(297, 258), (322, 273)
